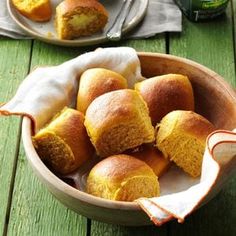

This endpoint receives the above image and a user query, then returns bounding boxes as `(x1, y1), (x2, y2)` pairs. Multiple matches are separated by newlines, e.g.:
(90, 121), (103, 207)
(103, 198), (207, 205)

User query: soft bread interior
(114, 175), (159, 201)
(13, 0), (46, 10)
(33, 131), (75, 174)
(96, 120), (154, 157)
(56, 2), (108, 39)
(156, 111), (215, 177)
(85, 90), (154, 157)
(157, 129), (205, 177)
(86, 155), (159, 201)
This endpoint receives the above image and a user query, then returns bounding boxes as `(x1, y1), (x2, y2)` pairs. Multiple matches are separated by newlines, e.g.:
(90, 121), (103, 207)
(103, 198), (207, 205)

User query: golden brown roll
(87, 154), (160, 201)
(33, 107), (94, 175)
(55, 0), (108, 40)
(130, 144), (171, 177)
(135, 74), (194, 125)
(85, 89), (155, 157)
(77, 68), (127, 114)
(12, 0), (52, 22)
(156, 110), (215, 177)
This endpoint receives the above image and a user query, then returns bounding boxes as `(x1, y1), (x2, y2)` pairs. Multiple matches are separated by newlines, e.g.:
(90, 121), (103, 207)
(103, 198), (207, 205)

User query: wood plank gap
(28, 40), (35, 72)
(165, 32), (170, 54)
(2, 119), (22, 236)
(86, 218), (91, 236)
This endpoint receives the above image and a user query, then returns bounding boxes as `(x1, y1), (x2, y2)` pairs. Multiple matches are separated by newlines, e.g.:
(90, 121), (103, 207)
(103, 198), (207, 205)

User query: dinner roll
(55, 0), (108, 39)
(87, 154), (160, 201)
(12, 0), (52, 22)
(156, 110), (215, 177)
(130, 144), (171, 177)
(135, 74), (194, 125)
(85, 89), (155, 157)
(33, 108), (94, 175)
(77, 68), (127, 114)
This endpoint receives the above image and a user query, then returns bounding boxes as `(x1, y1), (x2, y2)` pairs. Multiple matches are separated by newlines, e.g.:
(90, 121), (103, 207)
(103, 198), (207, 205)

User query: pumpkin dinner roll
(55, 0), (108, 39)
(33, 108), (94, 175)
(12, 0), (52, 22)
(85, 89), (155, 157)
(156, 110), (215, 177)
(130, 144), (171, 177)
(135, 74), (194, 125)
(77, 68), (127, 114)
(87, 155), (160, 201)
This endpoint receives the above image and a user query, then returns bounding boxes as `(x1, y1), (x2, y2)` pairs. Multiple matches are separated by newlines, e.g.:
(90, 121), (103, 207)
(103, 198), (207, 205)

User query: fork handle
(106, 0), (133, 41)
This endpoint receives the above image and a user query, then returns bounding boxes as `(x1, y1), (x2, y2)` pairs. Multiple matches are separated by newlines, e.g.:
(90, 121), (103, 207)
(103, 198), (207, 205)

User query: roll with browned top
(130, 144), (171, 177)
(135, 74), (194, 126)
(77, 68), (127, 114)
(156, 110), (216, 177)
(87, 154), (160, 201)
(33, 108), (94, 175)
(85, 89), (155, 157)
(55, 0), (108, 39)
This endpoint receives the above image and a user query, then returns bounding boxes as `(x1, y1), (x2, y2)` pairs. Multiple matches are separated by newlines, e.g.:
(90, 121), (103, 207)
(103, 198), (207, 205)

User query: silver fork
(106, 0), (133, 41)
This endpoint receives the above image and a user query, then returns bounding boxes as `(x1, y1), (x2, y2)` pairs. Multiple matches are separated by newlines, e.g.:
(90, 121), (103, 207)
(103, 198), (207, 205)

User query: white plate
(7, 0), (149, 46)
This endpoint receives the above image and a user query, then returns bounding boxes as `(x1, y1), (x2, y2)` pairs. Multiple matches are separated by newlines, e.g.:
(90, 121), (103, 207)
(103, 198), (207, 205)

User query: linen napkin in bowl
(1, 0), (182, 39)
(1, 47), (236, 226)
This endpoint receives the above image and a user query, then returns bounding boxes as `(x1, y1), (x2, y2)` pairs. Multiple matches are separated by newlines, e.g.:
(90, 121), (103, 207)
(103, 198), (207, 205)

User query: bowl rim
(22, 52), (236, 211)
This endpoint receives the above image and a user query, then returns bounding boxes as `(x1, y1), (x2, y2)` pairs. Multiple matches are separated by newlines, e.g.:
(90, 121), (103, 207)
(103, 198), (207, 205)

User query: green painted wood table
(0, 2), (236, 236)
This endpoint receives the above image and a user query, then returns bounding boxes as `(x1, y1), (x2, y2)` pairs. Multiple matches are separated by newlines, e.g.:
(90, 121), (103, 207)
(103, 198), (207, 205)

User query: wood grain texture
(90, 36), (168, 236)
(6, 40), (88, 236)
(0, 38), (31, 236)
(7, 143), (87, 236)
(169, 3), (236, 235)
(30, 41), (85, 66)
(170, 5), (235, 86)
(169, 179), (236, 236)
(91, 222), (168, 236)
(108, 35), (166, 53)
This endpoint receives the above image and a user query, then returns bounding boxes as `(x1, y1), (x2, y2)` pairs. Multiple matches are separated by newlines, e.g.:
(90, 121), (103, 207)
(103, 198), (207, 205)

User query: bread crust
(87, 155), (160, 201)
(58, 0), (108, 17)
(85, 89), (155, 157)
(77, 68), (127, 114)
(156, 110), (216, 177)
(56, 0), (108, 39)
(130, 144), (171, 177)
(135, 74), (194, 125)
(33, 108), (94, 174)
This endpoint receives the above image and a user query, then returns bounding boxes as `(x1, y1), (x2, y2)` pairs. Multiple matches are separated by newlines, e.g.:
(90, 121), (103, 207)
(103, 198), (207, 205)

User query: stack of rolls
(33, 68), (216, 202)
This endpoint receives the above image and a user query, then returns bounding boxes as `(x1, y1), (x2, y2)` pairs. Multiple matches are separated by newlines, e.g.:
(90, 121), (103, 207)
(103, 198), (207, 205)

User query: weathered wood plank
(91, 222), (168, 236)
(7, 143), (87, 236)
(170, 6), (235, 86)
(90, 35), (169, 236)
(169, 3), (236, 235)
(0, 38), (32, 236)
(112, 35), (167, 53)
(169, 179), (236, 236)
(6, 40), (88, 236)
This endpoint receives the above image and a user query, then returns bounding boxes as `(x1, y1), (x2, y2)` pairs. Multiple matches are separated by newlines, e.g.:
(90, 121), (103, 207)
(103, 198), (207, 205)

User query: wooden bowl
(22, 52), (236, 226)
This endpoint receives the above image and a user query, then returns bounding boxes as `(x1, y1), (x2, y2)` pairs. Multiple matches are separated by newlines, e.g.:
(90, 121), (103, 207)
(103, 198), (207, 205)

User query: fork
(106, 0), (133, 41)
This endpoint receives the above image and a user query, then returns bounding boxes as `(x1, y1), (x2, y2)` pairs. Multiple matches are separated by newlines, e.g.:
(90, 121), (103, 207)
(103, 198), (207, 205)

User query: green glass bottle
(174, 0), (230, 21)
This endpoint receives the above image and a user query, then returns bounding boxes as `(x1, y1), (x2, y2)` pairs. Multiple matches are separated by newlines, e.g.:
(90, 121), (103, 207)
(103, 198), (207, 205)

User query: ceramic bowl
(22, 52), (236, 226)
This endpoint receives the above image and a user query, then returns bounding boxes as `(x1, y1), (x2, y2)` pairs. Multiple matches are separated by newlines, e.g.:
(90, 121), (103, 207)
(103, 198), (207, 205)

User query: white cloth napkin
(0, 0), (182, 39)
(0, 47), (236, 226)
